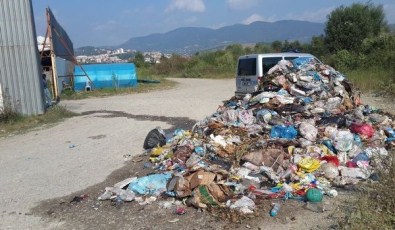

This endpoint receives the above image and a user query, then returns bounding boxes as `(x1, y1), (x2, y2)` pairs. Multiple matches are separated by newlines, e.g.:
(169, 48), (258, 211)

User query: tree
(225, 44), (244, 57)
(254, 42), (271, 53)
(133, 51), (145, 68)
(271, 40), (282, 52)
(282, 40), (302, 52)
(282, 40), (291, 52)
(308, 35), (329, 58)
(325, 3), (388, 52)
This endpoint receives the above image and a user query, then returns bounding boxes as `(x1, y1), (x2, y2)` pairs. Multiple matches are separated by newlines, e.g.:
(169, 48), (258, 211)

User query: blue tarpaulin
(74, 63), (138, 91)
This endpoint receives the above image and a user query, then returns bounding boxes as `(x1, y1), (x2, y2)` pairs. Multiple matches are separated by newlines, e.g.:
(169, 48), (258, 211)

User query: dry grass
(0, 105), (77, 138)
(339, 150), (395, 229)
(345, 68), (395, 97)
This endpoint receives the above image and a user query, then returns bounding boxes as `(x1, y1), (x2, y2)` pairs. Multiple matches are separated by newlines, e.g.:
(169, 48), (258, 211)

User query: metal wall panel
(0, 0), (45, 115)
(55, 57), (74, 93)
(47, 8), (74, 62)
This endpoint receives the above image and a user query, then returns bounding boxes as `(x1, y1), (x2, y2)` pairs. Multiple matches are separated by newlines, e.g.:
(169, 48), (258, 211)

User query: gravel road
(0, 78), (393, 230)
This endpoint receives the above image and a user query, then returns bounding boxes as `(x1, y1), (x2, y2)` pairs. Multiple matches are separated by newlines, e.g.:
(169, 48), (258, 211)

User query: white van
(235, 53), (320, 96)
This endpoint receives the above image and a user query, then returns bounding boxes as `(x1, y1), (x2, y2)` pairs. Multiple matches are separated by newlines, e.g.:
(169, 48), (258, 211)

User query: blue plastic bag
(300, 97), (313, 104)
(270, 125), (298, 139)
(128, 173), (172, 195)
(292, 57), (314, 69)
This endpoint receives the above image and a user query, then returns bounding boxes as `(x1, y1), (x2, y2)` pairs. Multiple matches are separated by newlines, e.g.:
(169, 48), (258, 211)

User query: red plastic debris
(350, 123), (374, 138)
(320, 155), (340, 166)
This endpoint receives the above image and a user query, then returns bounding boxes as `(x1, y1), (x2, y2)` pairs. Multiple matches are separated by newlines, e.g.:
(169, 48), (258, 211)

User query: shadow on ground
(79, 110), (199, 134)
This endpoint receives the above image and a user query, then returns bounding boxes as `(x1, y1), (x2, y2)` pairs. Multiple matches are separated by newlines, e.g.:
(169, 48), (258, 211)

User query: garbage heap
(99, 57), (395, 215)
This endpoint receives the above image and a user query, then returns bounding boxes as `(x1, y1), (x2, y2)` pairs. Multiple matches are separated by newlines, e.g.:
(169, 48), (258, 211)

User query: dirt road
(0, 78), (393, 230)
(0, 78), (234, 229)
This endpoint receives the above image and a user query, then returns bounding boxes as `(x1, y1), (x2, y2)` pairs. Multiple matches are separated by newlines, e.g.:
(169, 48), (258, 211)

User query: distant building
(143, 51), (163, 64)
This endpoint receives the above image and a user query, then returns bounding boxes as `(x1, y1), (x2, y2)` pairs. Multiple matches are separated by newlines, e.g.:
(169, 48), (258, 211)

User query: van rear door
(236, 57), (258, 95)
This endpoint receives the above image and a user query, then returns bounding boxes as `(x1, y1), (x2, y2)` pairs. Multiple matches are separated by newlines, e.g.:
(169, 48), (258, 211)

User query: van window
(262, 57), (282, 74)
(284, 56), (299, 61)
(238, 58), (256, 75)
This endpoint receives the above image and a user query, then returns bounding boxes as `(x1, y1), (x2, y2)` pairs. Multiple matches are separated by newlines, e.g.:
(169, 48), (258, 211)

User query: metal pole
(46, 8), (59, 100)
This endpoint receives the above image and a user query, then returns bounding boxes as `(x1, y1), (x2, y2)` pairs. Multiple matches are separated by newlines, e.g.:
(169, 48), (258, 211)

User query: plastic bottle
(280, 164), (297, 179)
(270, 203), (281, 217)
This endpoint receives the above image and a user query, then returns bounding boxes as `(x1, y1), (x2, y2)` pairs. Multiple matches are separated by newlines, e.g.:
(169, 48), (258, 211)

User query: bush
(331, 50), (358, 71)
(0, 105), (22, 124)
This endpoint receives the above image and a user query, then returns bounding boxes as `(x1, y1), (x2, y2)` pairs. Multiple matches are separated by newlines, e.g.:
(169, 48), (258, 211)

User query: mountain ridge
(119, 20), (325, 54)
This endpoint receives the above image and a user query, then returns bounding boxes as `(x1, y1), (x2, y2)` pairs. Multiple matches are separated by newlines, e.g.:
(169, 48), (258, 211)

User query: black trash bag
(143, 127), (166, 149)
(317, 115), (347, 128)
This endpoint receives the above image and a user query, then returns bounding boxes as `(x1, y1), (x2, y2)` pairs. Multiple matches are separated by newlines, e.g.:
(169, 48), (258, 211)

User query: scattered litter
(174, 206), (186, 215)
(270, 203), (281, 217)
(167, 218), (180, 223)
(70, 194), (88, 203)
(229, 196), (256, 214)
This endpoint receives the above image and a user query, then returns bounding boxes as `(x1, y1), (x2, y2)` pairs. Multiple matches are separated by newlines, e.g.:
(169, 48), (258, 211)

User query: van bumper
(235, 91), (248, 97)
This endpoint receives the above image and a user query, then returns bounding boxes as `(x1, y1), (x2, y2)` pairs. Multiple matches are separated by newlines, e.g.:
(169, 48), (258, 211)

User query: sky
(32, 0), (395, 48)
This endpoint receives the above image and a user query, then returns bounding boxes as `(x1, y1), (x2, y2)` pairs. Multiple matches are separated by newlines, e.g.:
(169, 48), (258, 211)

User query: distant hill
(119, 20), (325, 54)
(75, 46), (110, 56)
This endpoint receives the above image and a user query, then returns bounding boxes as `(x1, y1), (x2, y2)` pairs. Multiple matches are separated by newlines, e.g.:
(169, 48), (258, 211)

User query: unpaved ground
(0, 78), (393, 230)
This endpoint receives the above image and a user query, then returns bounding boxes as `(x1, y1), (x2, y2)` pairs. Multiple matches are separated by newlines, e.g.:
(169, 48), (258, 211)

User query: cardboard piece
(190, 185), (220, 208)
(188, 171), (216, 189)
(167, 175), (192, 198)
(242, 148), (284, 171)
(207, 183), (230, 203)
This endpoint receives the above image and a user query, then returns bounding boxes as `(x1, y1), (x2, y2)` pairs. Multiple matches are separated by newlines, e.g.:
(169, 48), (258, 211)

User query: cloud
(243, 14), (264, 24)
(165, 0), (205, 13)
(92, 20), (118, 31)
(240, 7), (333, 25)
(286, 7), (334, 23)
(185, 16), (198, 24)
(227, 0), (260, 10)
(209, 22), (227, 29)
(242, 13), (278, 24)
(239, 7), (334, 25)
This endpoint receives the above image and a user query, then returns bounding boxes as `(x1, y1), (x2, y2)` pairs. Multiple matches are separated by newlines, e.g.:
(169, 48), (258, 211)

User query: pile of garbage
(99, 57), (395, 215)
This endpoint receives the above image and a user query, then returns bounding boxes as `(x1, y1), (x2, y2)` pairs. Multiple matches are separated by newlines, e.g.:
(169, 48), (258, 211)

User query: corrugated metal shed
(0, 0), (45, 116)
